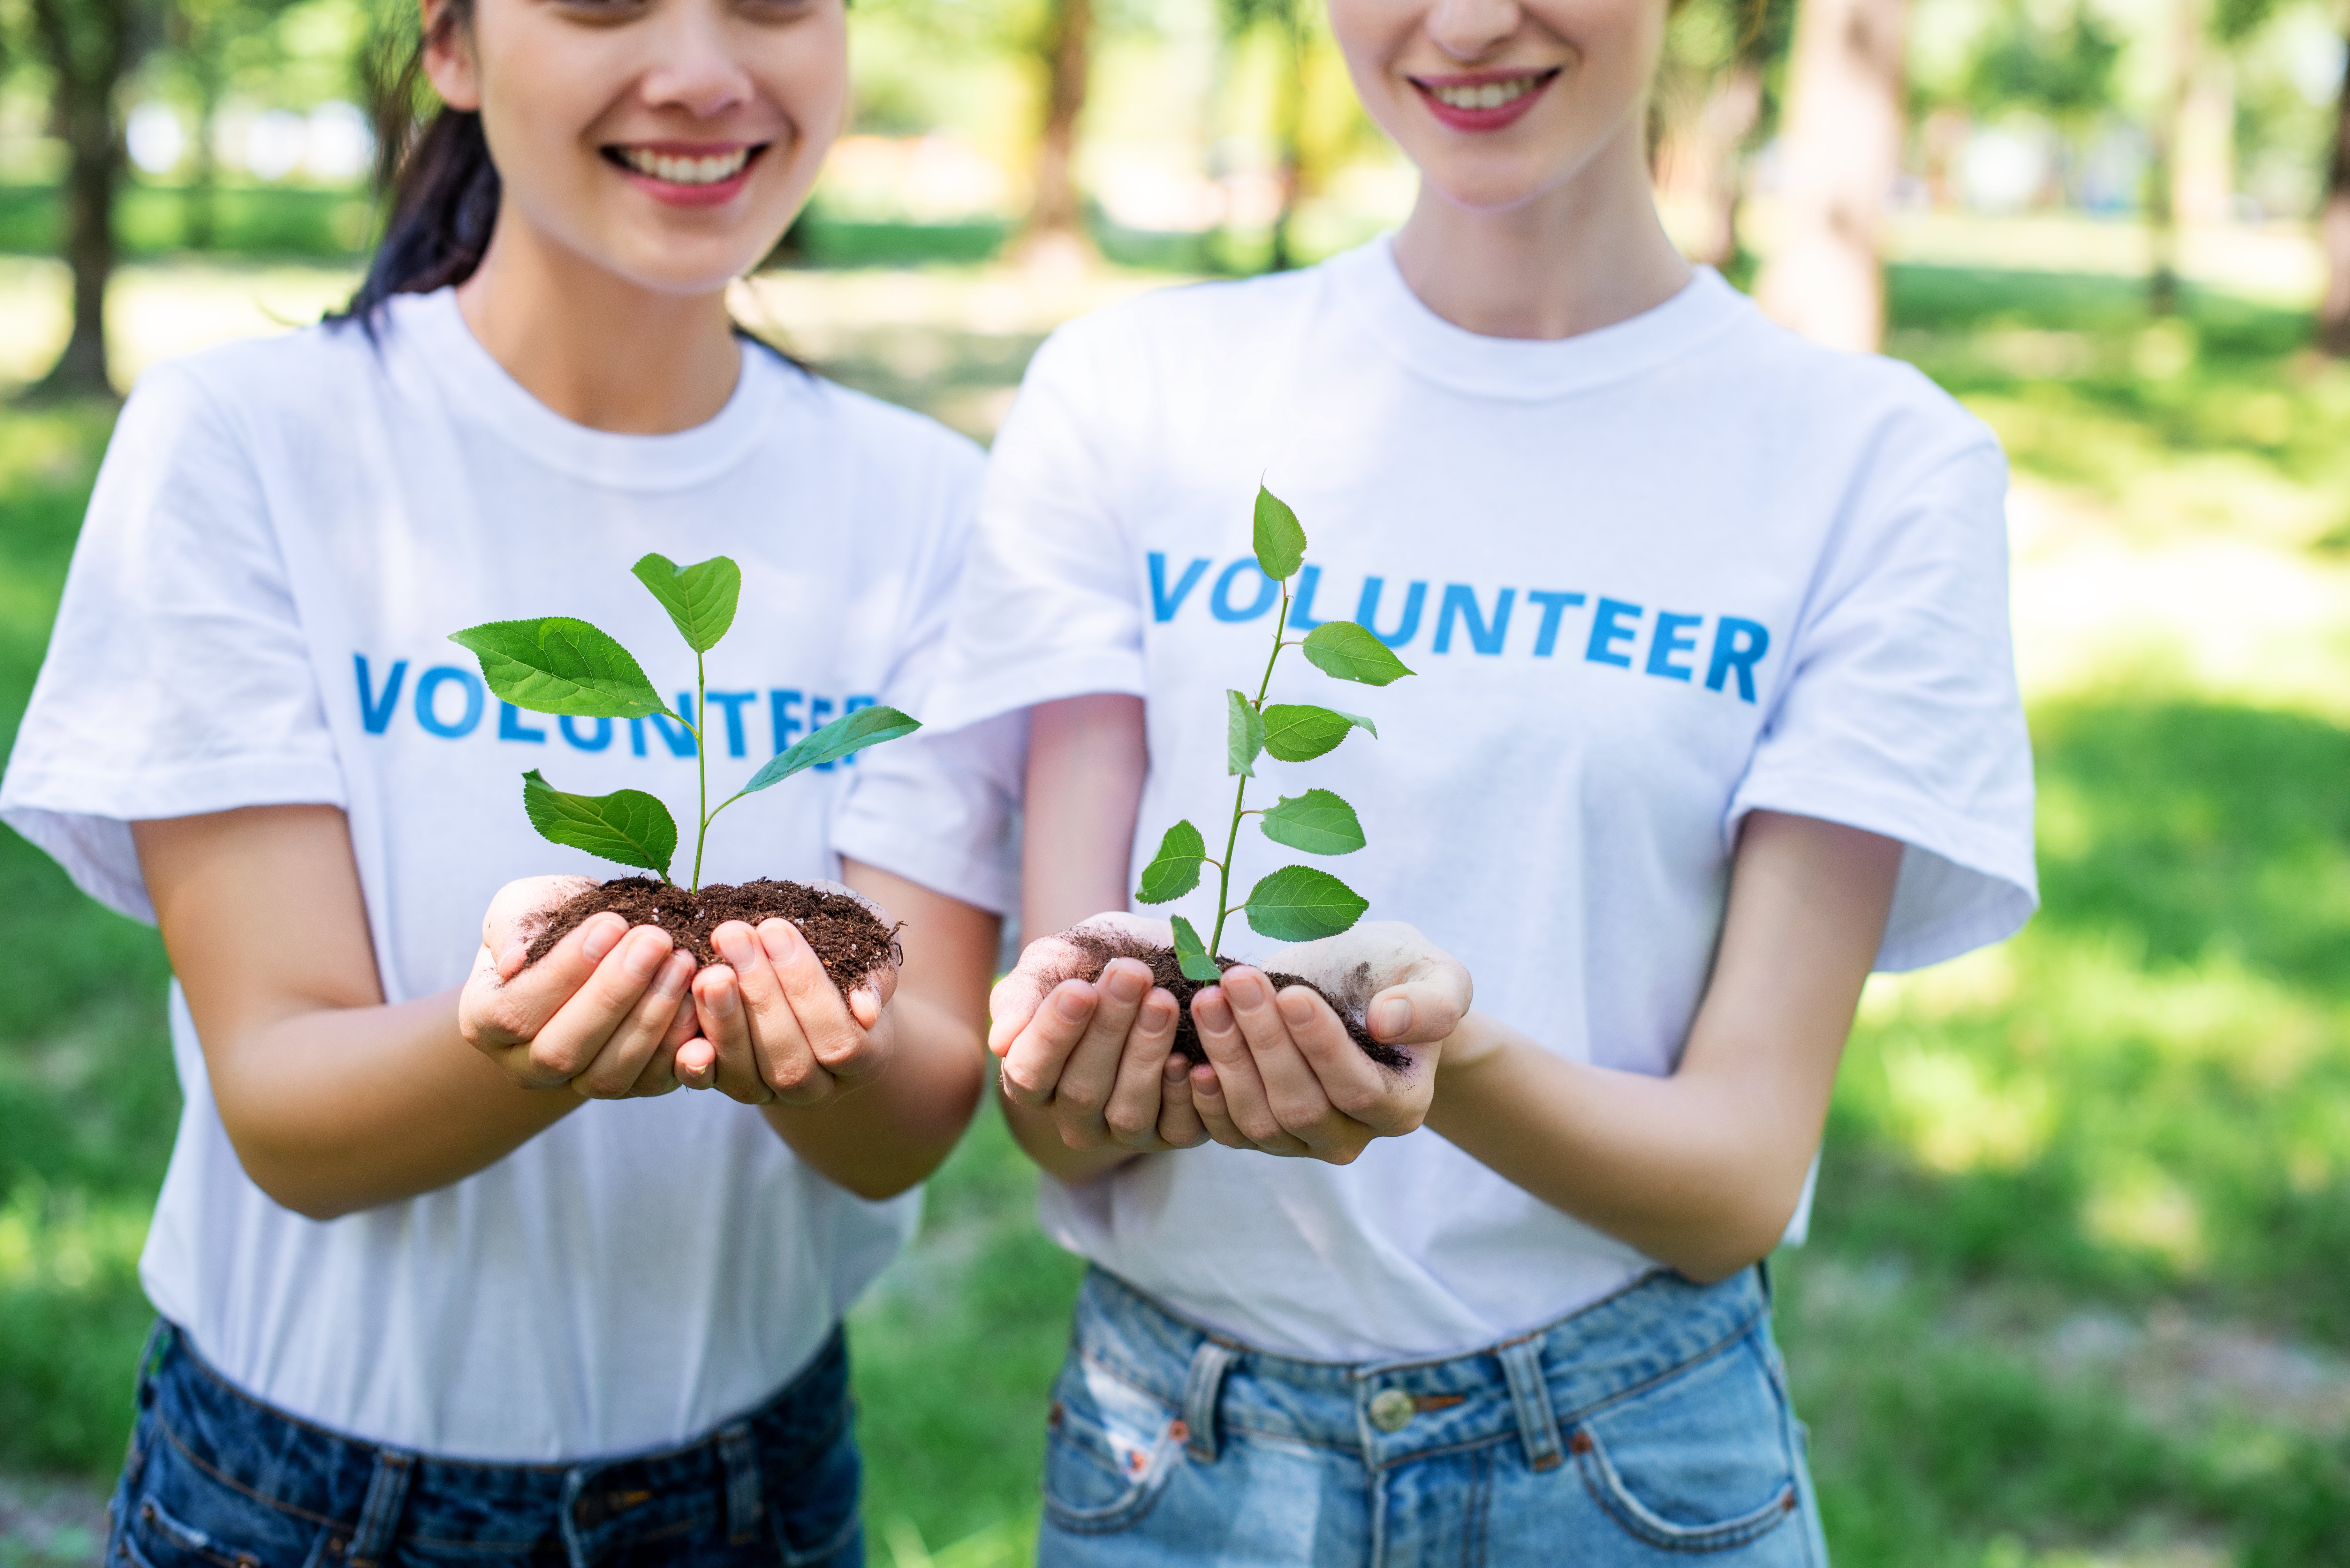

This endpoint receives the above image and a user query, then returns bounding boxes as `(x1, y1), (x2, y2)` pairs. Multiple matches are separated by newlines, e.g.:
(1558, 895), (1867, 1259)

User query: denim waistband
(132, 1320), (849, 1566)
(1069, 1266), (1771, 1477)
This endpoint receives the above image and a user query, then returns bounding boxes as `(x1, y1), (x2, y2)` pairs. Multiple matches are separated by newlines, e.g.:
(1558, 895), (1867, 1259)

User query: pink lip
(606, 143), (765, 208)
(1409, 69), (1560, 133)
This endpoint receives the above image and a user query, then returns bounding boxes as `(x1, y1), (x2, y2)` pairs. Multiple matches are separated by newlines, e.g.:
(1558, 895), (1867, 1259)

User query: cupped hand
(990, 914), (1210, 1153)
(459, 875), (702, 1099)
(673, 890), (899, 1108)
(1183, 921), (1471, 1164)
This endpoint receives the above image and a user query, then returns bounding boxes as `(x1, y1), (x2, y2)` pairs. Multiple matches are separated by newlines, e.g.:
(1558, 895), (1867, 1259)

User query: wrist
(1433, 1009), (1509, 1078)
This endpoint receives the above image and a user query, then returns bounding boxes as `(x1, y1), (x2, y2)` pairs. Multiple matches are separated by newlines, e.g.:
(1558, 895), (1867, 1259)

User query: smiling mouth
(603, 145), (765, 186)
(1415, 70), (1559, 111)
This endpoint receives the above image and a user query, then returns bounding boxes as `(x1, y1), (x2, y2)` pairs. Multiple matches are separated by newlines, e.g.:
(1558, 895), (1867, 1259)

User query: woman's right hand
(458, 875), (702, 1099)
(991, 914), (1210, 1153)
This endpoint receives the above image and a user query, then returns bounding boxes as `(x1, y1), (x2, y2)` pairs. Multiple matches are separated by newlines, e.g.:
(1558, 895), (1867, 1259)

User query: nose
(635, 0), (757, 120)
(1424, 0), (1525, 62)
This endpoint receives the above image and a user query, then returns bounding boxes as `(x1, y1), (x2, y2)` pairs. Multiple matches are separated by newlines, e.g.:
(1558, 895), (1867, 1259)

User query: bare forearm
(1427, 1014), (1829, 1281)
(763, 993), (985, 1199)
(213, 988), (575, 1219)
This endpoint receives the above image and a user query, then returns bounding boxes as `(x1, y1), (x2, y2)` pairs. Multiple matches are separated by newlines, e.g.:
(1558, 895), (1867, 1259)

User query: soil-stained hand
(990, 914), (1209, 1153)
(674, 911), (898, 1108)
(1185, 922), (1471, 1163)
(459, 875), (702, 1098)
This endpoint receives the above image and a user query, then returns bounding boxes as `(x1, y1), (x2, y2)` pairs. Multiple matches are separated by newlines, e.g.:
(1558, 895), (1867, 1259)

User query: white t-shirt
(910, 239), (2036, 1363)
(0, 289), (1015, 1459)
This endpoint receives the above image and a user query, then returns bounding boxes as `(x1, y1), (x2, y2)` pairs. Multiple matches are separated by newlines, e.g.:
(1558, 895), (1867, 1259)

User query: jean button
(1368, 1388), (1415, 1432)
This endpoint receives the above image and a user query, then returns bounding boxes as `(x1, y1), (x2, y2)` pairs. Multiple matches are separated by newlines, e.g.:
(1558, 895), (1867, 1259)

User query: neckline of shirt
(1331, 235), (1751, 401)
(391, 287), (800, 491)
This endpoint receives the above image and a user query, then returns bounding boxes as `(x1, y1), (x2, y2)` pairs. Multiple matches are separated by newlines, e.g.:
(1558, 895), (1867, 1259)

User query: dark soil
(522, 877), (903, 997)
(1063, 930), (1409, 1070)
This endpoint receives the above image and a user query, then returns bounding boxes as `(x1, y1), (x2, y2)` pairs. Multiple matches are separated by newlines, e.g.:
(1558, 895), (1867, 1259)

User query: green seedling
(1133, 487), (1414, 982)
(451, 555), (919, 891)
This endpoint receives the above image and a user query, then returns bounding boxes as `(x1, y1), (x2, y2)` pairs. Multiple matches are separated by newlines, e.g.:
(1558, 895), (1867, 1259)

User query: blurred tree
(1755, 0), (1906, 350)
(2321, 25), (2350, 355)
(1652, 0), (1791, 269)
(1022, 0), (1093, 255)
(26, 0), (158, 397)
(165, 0), (299, 250)
(1218, 0), (1307, 268)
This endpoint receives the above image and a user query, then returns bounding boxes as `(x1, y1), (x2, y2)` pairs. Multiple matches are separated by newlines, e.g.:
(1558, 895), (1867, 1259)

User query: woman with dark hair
(0, 0), (1015, 1563)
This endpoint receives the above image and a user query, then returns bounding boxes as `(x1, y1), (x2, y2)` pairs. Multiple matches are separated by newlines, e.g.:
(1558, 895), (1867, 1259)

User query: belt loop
(1181, 1339), (1239, 1464)
(718, 1421), (762, 1544)
(1496, 1338), (1564, 1474)
(1755, 1257), (1775, 1310)
(558, 1466), (592, 1568)
(345, 1449), (415, 1568)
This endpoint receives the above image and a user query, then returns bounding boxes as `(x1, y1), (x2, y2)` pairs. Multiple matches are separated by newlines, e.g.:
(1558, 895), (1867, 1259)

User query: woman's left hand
(674, 915), (899, 1107)
(1184, 922), (1470, 1164)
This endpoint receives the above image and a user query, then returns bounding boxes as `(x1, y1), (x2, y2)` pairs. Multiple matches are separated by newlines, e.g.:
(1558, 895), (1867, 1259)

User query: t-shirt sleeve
(1726, 439), (2037, 972)
(918, 321), (1150, 733)
(829, 428), (1023, 915)
(0, 360), (345, 923)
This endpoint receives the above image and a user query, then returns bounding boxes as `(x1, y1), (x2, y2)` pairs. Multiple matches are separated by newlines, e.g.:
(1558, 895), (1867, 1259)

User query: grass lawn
(2, 254), (2347, 1567)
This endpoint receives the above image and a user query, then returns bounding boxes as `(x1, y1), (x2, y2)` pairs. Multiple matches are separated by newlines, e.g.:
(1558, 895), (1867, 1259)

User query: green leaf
(632, 553), (742, 653)
(1259, 789), (1366, 856)
(1135, 820), (1208, 904)
(1170, 914), (1222, 983)
(743, 704), (921, 794)
(1243, 865), (1368, 942)
(1227, 690), (1265, 777)
(1260, 704), (1378, 763)
(1301, 621), (1416, 687)
(521, 769), (677, 878)
(450, 619), (669, 718)
(1252, 486), (1307, 582)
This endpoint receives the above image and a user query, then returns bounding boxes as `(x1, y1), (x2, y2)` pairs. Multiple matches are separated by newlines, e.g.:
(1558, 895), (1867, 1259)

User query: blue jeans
(106, 1322), (863, 1568)
(1037, 1267), (1827, 1567)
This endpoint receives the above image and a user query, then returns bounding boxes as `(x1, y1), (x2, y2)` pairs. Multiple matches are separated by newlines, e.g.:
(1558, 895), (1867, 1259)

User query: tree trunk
(29, 0), (140, 398)
(2317, 28), (2350, 356)
(1755, 0), (1908, 352)
(188, 51), (223, 251)
(1267, 11), (1306, 273)
(2144, 0), (2200, 315)
(1658, 63), (1763, 269)
(1024, 0), (1093, 252)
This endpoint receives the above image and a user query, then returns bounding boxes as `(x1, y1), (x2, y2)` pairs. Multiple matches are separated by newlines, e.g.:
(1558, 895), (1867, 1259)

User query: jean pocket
(770, 1412), (865, 1567)
(1569, 1336), (1803, 1555)
(119, 1492), (273, 1568)
(1038, 1354), (1187, 1536)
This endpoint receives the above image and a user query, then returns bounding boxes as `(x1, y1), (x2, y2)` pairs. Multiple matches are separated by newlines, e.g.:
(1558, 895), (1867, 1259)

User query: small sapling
(1133, 486), (1414, 990)
(450, 555), (920, 995)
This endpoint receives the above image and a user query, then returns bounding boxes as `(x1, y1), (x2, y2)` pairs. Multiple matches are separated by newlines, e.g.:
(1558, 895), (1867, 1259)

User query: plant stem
(691, 649), (708, 893)
(1208, 579), (1292, 957)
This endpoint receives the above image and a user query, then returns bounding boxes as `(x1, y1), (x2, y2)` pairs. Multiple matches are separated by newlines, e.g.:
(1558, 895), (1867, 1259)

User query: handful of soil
(1064, 929), (1410, 1070)
(523, 878), (903, 998)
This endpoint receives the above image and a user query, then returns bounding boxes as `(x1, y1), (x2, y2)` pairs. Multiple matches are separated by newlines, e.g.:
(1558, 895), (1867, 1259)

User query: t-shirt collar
(388, 287), (793, 490)
(1333, 234), (1748, 401)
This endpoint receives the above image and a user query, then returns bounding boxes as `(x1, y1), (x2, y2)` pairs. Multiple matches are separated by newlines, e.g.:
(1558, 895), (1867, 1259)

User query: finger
(479, 873), (599, 965)
(692, 960), (773, 1105)
(986, 935), (1088, 1057)
(674, 1033), (718, 1091)
(1189, 984), (1309, 1155)
(1102, 985), (1180, 1148)
(1187, 1059), (1251, 1150)
(467, 911), (629, 1059)
(1054, 959), (1154, 1146)
(572, 948), (697, 1100)
(759, 919), (878, 1083)
(1155, 1045), (1207, 1148)
(998, 980), (1099, 1111)
(524, 923), (677, 1085)
(1220, 969), (1357, 1151)
(1279, 984), (1429, 1139)
(722, 921), (831, 1106)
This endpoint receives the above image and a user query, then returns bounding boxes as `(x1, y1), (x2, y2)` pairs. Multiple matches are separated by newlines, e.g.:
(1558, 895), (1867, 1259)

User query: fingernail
(759, 918), (802, 961)
(1279, 989), (1319, 1027)
(656, 954), (693, 995)
(497, 938), (528, 978)
(1105, 966), (1145, 1004)
(621, 929), (665, 981)
(1371, 998), (1412, 1039)
(704, 977), (739, 1019)
(581, 915), (624, 962)
(1225, 970), (1265, 1006)
(715, 924), (757, 967)
(1055, 987), (1093, 1022)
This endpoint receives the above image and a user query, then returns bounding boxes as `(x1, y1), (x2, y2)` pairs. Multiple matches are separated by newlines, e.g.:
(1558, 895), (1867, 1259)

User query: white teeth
(617, 147), (750, 185)
(1431, 75), (1539, 110)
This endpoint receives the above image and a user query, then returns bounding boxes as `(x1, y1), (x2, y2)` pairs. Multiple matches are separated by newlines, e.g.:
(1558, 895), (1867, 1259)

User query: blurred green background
(5, 0), (2350, 1562)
